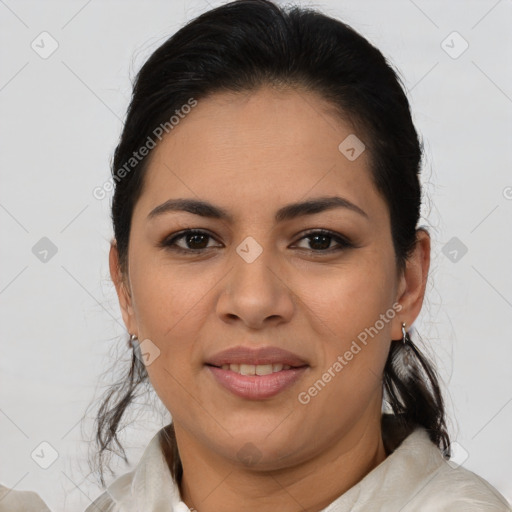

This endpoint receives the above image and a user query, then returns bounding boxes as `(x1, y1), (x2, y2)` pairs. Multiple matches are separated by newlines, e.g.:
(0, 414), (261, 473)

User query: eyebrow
(147, 196), (369, 223)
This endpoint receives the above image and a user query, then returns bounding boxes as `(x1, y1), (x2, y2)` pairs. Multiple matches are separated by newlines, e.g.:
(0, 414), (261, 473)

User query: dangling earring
(128, 333), (138, 349)
(401, 322), (413, 366)
(401, 322), (408, 345)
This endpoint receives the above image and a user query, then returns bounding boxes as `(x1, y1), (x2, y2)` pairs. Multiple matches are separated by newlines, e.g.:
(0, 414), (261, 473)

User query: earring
(128, 333), (138, 349)
(401, 322), (408, 345)
(400, 322), (413, 366)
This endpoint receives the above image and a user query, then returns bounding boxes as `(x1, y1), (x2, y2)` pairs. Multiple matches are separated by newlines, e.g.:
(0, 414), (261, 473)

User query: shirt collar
(107, 429), (186, 512)
(105, 426), (440, 512)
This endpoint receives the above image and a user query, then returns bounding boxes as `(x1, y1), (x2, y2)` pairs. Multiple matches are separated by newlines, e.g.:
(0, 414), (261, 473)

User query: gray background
(1, 0), (511, 510)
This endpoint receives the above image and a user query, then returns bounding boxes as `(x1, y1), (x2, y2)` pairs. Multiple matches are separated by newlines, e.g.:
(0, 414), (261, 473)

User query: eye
(294, 229), (354, 253)
(159, 229), (221, 253)
(159, 228), (354, 255)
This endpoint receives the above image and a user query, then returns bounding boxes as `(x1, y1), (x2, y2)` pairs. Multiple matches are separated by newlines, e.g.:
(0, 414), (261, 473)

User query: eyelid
(159, 228), (221, 249)
(297, 228), (353, 244)
(159, 227), (354, 254)
(293, 228), (354, 251)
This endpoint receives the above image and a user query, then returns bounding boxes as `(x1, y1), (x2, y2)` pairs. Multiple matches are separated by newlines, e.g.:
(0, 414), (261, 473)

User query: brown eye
(159, 228), (353, 255)
(160, 229), (221, 253)
(294, 229), (353, 253)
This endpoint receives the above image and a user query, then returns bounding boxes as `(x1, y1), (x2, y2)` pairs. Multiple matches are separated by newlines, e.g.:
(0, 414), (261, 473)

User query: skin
(109, 84), (430, 512)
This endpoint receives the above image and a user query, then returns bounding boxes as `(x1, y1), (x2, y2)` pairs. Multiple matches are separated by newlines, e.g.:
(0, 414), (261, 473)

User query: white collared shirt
(85, 427), (511, 512)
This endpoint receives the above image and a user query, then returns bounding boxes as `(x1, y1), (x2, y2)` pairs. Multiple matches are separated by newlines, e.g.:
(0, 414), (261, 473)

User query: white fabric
(85, 426), (511, 512)
(0, 484), (52, 511)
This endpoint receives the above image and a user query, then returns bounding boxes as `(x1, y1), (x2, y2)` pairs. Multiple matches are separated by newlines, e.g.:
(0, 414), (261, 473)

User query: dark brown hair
(91, 0), (450, 488)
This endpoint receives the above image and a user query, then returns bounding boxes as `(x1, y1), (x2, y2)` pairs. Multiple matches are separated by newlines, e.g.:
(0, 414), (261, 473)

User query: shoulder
(341, 424), (511, 512)
(392, 430), (511, 511)
(405, 464), (511, 511)
(0, 484), (51, 511)
(410, 462), (511, 511)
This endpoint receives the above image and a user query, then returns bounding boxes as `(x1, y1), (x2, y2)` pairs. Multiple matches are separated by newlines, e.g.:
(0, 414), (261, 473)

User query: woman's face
(113, 85), (415, 469)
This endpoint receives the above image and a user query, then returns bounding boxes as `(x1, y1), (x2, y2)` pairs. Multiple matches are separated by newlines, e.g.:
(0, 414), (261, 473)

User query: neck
(175, 409), (387, 512)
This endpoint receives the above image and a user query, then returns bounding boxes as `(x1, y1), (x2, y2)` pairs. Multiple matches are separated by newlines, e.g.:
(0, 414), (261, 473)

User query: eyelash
(159, 228), (354, 255)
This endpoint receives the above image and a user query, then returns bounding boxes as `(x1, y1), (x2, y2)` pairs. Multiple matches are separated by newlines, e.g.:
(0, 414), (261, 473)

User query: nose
(215, 241), (295, 330)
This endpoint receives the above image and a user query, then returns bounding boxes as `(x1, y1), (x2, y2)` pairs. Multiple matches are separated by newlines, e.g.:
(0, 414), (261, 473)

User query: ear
(392, 228), (430, 340)
(109, 240), (137, 336)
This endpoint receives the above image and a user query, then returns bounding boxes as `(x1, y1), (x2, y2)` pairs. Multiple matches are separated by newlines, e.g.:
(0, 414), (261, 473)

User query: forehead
(136, 85), (387, 223)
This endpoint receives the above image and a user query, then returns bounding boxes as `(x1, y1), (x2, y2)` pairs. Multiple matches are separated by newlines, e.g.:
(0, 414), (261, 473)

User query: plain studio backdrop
(1, 1), (511, 510)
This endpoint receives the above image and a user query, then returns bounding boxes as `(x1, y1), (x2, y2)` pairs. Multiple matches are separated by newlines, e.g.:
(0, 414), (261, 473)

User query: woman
(86, 0), (511, 510)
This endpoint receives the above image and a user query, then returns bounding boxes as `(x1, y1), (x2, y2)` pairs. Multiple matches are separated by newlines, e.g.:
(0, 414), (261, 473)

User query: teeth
(240, 364), (255, 375)
(256, 364), (273, 375)
(219, 363), (293, 375)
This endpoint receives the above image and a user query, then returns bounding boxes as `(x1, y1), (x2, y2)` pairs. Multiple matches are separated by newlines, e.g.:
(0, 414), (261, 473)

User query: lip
(205, 345), (308, 367)
(205, 345), (309, 400)
(207, 365), (308, 400)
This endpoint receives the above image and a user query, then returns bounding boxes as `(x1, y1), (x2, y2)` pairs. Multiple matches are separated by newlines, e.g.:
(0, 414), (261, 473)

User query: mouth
(206, 364), (308, 400)
(206, 362), (305, 375)
(204, 346), (309, 400)
(205, 345), (309, 369)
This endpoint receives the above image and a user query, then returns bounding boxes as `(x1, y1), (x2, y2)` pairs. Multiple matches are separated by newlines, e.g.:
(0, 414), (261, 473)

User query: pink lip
(205, 345), (309, 400)
(205, 345), (308, 367)
(207, 365), (308, 400)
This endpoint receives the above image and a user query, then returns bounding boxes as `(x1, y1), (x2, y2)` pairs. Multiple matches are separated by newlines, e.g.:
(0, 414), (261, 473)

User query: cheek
(296, 253), (396, 401)
(295, 272), (395, 433)
(130, 257), (205, 338)
(128, 261), (214, 405)
(299, 254), (397, 342)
